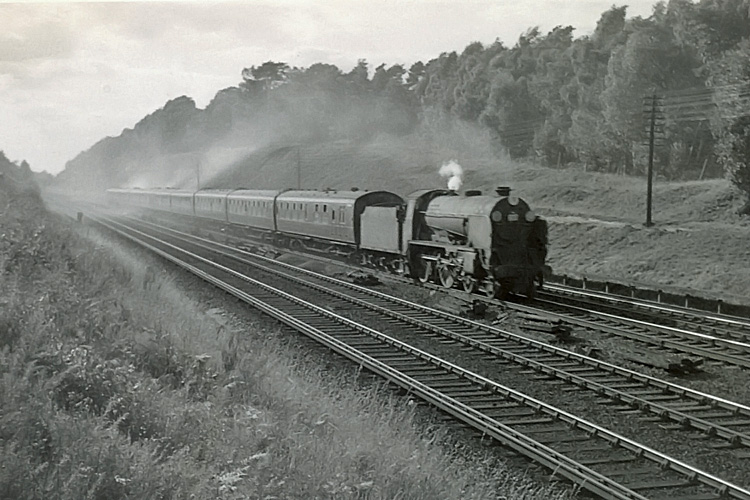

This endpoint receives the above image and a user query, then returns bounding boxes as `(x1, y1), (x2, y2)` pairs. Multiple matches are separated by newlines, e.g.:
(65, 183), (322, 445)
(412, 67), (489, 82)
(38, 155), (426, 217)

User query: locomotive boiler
(404, 187), (548, 297)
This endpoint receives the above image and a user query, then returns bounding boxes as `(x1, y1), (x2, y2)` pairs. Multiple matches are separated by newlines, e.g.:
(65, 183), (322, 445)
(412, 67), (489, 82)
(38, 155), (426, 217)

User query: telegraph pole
(643, 93), (664, 227)
(196, 158), (201, 190)
(297, 146), (301, 189)
(646, 94), (656, 227)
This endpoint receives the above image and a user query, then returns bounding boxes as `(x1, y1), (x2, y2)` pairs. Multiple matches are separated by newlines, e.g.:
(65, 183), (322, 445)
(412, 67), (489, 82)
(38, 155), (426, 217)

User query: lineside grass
(0, 191), (573, 499)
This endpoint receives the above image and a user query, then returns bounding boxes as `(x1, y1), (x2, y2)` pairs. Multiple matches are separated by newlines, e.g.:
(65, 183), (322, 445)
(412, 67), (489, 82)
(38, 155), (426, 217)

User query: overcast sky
(1, 0), (658, 175)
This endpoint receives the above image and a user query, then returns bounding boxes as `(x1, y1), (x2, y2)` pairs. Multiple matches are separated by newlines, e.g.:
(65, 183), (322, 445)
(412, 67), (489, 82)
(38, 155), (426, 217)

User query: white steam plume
(439, 160), (463, 191)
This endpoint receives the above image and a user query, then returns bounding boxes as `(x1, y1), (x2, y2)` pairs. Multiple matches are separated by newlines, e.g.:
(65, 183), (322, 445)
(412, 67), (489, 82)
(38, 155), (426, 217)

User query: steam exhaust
(439, 160), (463, 191)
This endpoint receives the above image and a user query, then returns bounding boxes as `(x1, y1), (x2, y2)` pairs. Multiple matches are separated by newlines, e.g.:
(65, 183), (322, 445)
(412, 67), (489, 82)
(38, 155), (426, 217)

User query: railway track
(85, 212), (750, 499)
(87, 205), (750, 373)
(339, 242), (750, 371)
(387, 268), (750, 371)
(541, 283), (750, 344)
(119, 216), (750, 449)
(524, 291), (750, 369)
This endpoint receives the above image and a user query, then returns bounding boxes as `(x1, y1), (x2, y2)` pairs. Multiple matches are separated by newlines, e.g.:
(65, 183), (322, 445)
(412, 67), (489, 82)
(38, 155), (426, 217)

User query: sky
(1, 0), (659, 175)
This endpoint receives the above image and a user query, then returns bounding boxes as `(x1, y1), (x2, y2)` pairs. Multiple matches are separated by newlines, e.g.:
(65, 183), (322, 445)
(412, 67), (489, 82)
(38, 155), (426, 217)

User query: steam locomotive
(106, 185), (549, 298)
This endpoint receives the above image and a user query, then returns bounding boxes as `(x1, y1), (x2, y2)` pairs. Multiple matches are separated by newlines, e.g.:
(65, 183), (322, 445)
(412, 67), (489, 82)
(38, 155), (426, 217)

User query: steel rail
(126, 215), (750, 410)
(91, 214), (750, 500)
(125, 216), (750, 434)
(543, 282), (750, 331)
(539, 286), (750, 350)
(532, 295), (750, 353)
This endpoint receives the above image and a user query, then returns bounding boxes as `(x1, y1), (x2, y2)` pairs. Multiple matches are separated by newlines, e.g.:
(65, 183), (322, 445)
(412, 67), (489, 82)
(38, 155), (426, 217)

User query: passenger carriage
(168, 190), (195, 216)
(226, 189), (279, 231)
(193, 189), (232, 222)
(274, 189), (404, 255)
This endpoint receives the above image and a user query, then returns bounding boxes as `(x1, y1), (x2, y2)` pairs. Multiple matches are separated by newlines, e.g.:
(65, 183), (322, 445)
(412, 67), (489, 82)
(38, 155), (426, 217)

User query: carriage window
(332, 209), (335, 221)
(315, 204), (319, 212)
(323, 204), (327, 213)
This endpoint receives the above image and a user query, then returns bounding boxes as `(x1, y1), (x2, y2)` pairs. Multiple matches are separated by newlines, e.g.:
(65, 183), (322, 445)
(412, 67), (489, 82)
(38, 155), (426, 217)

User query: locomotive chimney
(495, 186), (511, 197)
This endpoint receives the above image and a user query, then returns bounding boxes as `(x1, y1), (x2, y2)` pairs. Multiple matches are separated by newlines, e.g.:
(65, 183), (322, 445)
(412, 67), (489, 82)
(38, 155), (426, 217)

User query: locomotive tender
(107, 185), (549, 298)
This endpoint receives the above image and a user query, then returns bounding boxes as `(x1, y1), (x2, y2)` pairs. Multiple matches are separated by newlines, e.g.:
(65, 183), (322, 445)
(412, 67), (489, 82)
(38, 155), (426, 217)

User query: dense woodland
(56, 0), (750, 210)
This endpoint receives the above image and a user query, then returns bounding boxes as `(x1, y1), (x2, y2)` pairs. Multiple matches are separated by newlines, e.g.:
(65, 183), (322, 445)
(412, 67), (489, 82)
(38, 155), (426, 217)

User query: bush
(716, 116), (750, 214)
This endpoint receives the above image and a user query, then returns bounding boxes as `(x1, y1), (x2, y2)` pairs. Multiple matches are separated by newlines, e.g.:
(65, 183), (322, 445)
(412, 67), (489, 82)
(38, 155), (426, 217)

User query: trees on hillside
(236, 59), (422, 142)
(240, 61), (290, 93)
(400, 0), (749, 200)
(707, 38), (750, 212)
(59, 0), (750, 206)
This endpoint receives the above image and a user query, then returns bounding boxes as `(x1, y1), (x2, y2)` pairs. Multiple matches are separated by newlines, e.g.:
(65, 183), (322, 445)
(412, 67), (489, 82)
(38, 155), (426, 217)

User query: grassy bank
(1, 180), (571, 498)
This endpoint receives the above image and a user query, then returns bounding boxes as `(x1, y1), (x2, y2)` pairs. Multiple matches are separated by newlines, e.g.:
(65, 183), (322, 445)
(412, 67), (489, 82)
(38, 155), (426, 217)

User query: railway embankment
(534, 182), (750, 304)
(1, 174), (572, 498)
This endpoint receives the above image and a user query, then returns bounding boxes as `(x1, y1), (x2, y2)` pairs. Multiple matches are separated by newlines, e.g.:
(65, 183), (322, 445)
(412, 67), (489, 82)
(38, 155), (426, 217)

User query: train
(106, 185), (549, 298)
